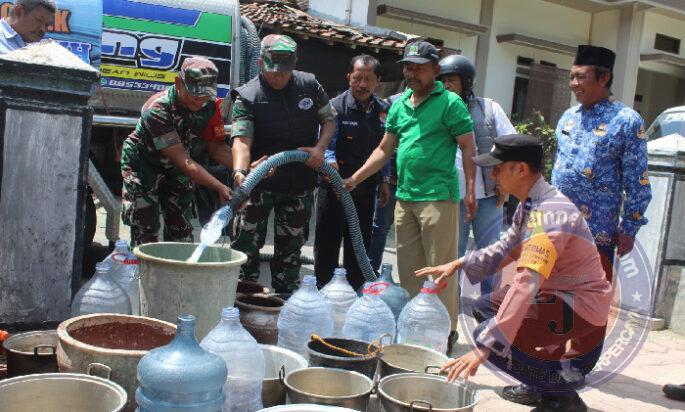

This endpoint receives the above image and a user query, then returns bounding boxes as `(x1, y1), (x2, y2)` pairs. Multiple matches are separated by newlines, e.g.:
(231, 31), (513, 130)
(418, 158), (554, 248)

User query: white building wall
(641, 11), (685, 58)
(590, 9), (621, 51)
(374, 0), (482, 59)
(493, 0), (590, 46)
(381, 0), (482, 24)
(309, 0), (370, 26)
(375, 15), (479, 59)
(370, 0), (685, 117)
(484, 0), (590, 115)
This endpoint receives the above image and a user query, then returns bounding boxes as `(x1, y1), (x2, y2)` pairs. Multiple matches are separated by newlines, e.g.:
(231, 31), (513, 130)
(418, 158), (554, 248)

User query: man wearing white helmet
(438, 54), (517, 296)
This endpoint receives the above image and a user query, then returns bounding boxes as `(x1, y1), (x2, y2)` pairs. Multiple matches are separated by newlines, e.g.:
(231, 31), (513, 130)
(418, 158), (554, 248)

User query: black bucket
(306, 337), (380, 379)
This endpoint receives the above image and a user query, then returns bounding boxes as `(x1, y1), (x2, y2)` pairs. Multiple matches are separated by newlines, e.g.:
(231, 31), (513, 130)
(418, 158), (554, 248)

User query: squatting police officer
(417, 134), (612, 412)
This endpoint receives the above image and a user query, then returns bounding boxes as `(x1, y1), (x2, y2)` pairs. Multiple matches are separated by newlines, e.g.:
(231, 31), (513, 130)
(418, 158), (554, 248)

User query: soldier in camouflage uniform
(231, 35), (337, 293)
(121, 57), (233, 246)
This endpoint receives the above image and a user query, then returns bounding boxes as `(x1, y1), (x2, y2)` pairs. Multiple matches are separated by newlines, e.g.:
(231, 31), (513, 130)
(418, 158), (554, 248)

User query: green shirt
(386, 81), (473, 202)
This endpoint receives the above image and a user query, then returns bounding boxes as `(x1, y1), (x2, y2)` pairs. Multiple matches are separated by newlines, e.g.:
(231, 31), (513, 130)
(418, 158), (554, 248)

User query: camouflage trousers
(121, 160), (194, 246)
(231, 189), (313, 293)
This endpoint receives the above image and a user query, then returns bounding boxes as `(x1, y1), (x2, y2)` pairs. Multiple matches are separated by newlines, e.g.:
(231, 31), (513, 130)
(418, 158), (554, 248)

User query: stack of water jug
(71, 251), (452, 411)
(135, 308), (266, 411)
(315, 263), (451, 354)
(70, 239), (143, 316)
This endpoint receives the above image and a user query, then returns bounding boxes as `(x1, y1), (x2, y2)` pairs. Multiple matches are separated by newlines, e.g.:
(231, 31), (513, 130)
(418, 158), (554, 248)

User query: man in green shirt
(345, 41), (476, 350)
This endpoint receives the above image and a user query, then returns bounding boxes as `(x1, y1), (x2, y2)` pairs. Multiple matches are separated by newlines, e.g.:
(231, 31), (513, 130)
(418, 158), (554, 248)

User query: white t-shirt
(456, 99), (517, 200)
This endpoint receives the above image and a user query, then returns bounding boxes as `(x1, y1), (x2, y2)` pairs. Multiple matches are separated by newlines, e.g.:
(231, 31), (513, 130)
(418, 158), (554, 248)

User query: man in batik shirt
(552, 45), (652, 281)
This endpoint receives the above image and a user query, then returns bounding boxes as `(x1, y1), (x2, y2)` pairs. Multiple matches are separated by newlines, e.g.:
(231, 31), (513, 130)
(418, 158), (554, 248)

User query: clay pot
(237, 280), (269, 296)
(57, 314), (176, 412)
(235, 294), (285, 345)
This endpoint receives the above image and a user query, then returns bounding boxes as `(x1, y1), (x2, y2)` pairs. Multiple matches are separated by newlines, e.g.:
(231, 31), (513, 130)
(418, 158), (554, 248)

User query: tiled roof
(240, 1), (408, 52)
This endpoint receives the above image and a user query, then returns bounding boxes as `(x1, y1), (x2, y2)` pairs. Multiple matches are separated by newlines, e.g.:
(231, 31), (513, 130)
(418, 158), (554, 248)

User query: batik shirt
(551, 98), (652, 246)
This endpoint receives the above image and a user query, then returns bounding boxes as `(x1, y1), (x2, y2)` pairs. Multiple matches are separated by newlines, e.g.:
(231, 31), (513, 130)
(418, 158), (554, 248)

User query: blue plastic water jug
(375, 263), (410, 321)
(136, 315), (228, 412)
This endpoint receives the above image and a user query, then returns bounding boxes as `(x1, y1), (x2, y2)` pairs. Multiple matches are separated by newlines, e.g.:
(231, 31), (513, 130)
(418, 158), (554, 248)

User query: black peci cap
(573, 45), (615, 71)
(473, 134), (543, 167)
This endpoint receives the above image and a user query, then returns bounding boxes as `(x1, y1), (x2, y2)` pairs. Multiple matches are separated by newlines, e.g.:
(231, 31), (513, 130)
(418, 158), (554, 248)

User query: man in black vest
(231, 34), (337, 293)
(314, 55), (390, 290)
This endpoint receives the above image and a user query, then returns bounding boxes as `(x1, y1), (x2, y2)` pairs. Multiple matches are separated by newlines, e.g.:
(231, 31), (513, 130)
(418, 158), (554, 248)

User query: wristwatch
(233, 168), (248, 180)
(382, 176), (391, 184)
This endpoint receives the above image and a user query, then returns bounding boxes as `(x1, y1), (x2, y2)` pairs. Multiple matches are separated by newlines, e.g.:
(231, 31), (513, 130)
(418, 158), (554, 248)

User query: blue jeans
(459, 195), (503, 294)
(368, 184), (397, 271)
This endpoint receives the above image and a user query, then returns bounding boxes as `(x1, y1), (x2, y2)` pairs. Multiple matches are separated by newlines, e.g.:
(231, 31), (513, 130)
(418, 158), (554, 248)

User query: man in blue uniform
(502, 44), (652, 406)
(552, 45), (651, 279)
(314, 54), (390, 290)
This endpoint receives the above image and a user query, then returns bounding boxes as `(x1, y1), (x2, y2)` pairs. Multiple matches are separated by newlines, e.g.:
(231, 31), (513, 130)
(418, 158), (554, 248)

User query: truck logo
(102, 30), (181, 71)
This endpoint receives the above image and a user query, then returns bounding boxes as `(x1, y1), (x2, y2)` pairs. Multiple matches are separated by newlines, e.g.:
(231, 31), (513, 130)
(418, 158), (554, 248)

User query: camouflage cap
(260, 34), (297, 72)
(179, 57), (218, 98)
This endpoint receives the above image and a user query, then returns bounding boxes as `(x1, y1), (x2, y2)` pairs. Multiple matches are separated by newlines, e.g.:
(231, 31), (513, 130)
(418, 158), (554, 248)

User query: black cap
(573, 45), (615, 71)
(473, 134), (543, 167)
(398, 41), (440, 64)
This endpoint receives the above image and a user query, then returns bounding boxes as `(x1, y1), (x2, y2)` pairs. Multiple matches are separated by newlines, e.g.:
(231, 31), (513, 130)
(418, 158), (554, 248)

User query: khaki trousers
(395, 199), (459, 330)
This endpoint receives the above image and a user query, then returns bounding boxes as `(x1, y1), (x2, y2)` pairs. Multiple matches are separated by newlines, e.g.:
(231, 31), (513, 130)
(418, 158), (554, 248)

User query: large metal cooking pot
(282, 367), (373, 411)
(307, 337), (380, 379)
(258, 405), (357, 411)
(0, 371), (127, 412)
(3, 330), (58, 377)
(378, 373), (479, 412)
(378, 344), (449, 379)
(261, 344), (308, 407)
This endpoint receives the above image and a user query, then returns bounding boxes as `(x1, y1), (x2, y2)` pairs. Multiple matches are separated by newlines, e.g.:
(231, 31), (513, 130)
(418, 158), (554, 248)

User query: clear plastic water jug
(71, 262), (132, 316)
(136, 315), (227, 412)
(342, 283), (396, 342)
(110, 252), (142, 316)
(320, 268), (357, 337)
(201, 307), (265, 412)
(397, 280), (451, 354)
(277, 275), (334, 357)
(375, 263), (410, 321)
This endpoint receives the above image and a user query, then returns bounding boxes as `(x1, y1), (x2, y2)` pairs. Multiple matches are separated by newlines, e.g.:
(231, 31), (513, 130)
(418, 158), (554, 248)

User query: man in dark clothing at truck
(314, 54), (390, 290)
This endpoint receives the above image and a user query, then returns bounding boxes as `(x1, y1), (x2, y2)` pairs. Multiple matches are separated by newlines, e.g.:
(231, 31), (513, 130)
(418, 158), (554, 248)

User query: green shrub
(514, 111), (557, 180)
